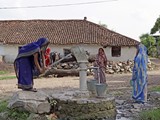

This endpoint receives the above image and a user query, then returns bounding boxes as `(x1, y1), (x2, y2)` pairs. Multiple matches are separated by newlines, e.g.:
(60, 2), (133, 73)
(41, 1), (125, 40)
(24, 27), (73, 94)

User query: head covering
(16, 38), (49, 59)
(98, 48), (105, 55)
(36, 38), (49, 47)
(96, 48), (107, 66)
(134, 43), (148, 71)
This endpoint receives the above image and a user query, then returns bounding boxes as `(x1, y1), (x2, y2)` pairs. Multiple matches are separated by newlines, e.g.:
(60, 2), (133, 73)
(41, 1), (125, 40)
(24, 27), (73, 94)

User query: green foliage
(0, 71), (8, 75)
(0, 100), (8, 112)
(0, 70), (16, 80)
(157, 37), (160, 46)
(0, 76), (16, 80)
(140, 33), (157, 56)
(148, 46), (157, 57)
(140, 33), (155, 48)
(8, 109), (30, 120)
(0, 100), (30, 120)
(150, 86), (160, 92)
(138, 109), (160, 120)
(151, 16), (160, 34)
(98, 21), (107, 28)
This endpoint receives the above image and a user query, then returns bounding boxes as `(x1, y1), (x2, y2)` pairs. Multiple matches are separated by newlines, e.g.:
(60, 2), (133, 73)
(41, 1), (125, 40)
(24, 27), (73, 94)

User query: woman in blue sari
(131, 43), (148, 103)
(14, 38), (50, 92)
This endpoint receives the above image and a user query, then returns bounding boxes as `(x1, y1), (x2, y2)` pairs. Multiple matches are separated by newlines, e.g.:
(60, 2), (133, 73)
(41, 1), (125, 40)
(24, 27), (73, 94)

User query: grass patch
(111, 91), (123, 96)
(8, 109), (30, 120)
(138, 109), (160, 120)
(0, 100), (30, 120)
(0, 76), (16, 80)
(0, 100), (8, 112)
(150, 86), (160, 92)
(0, 71), (8, 75)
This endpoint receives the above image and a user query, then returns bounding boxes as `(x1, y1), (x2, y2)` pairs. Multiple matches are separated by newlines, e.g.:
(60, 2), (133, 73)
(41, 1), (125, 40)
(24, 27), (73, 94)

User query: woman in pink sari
(94, 48), (107, 83)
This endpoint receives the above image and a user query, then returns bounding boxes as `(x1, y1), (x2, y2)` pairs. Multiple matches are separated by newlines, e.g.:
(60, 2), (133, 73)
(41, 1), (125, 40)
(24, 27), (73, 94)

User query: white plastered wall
(0, 44), (137, 63)
(1, 44), (19, 63)
(50, 44), (137, 62)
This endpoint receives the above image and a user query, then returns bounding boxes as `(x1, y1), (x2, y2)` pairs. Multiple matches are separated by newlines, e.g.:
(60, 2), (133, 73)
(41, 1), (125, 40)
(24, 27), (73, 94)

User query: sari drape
(131, 44), (148, 103)
(14, 38), (49, 90)
(94, 51), (107, 83)
(45, 47), (51, 67)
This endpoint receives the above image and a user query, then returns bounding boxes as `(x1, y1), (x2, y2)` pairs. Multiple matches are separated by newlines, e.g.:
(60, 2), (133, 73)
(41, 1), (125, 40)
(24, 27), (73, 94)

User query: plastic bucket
(87, 79), (97, 94)
(96, 83), (107, 97)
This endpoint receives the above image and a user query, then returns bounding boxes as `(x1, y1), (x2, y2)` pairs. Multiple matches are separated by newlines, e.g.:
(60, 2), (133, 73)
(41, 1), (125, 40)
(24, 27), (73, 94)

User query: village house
(0, 17), (139, 63)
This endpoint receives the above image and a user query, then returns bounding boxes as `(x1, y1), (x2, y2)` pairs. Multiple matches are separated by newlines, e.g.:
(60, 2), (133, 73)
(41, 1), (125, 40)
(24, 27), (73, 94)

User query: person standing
(94, 48), (107, 83)
(14, 38), (50, 92)
(45, 47), (51, 67)
(131, 43), (148, 103)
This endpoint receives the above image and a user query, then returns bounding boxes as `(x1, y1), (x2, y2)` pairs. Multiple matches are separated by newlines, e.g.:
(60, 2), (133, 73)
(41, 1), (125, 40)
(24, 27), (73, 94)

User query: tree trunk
(41, 68), (79, 77)
(41, 68), (90, 77)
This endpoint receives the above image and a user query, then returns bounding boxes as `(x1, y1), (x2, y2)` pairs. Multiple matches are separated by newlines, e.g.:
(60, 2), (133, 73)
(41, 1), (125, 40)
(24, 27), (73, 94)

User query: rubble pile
(105, 59), (158, 74)
(51, 59), (157, 75)
(106, 60), (133, 74)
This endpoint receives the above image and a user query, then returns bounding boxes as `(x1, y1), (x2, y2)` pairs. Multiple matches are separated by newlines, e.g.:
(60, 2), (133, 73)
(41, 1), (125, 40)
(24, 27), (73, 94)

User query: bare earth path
(0, 69), (160, 120)
(0, 70), (160, 101)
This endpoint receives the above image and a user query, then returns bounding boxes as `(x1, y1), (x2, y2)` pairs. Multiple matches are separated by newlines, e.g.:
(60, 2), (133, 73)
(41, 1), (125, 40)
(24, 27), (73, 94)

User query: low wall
(51, 90), (116, 120)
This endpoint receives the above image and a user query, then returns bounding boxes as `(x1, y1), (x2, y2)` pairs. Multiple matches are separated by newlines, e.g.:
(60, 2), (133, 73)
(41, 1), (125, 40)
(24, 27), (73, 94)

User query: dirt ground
(0, 61), (159, 120)
(0, 62), (14, 73)
(0, 62), (160, 102)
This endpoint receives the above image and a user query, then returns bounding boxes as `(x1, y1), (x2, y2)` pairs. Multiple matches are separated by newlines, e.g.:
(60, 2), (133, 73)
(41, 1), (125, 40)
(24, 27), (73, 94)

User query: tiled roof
(0, 19), (139, 46)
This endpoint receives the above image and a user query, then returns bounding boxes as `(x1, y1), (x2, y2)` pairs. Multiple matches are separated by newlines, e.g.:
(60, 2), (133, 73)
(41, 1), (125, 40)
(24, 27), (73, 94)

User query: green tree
(140, 33), (156, 56)
(140, 33), (155, 48)
(150, 16), (160, 34)
(98, 21), (107, 28)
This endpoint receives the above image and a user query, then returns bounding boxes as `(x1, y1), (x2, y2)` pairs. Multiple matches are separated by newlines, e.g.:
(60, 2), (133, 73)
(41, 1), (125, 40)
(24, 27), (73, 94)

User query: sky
(0, 0), (160, 41)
